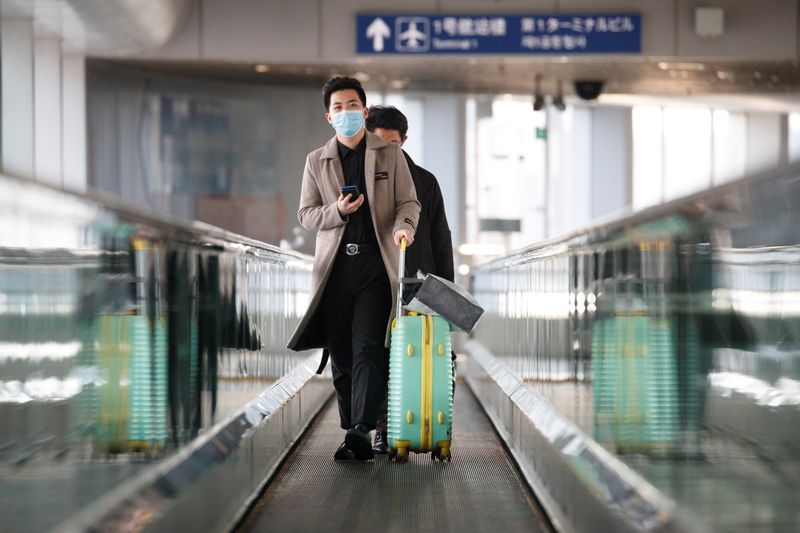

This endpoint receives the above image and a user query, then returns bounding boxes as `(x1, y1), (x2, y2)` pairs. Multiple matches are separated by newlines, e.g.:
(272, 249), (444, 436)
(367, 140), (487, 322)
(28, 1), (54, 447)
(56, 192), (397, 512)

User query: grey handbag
(403, 273), (484, 333)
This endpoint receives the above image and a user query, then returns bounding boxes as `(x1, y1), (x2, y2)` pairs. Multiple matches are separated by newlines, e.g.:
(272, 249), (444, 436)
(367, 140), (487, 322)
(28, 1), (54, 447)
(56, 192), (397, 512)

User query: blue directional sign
(357, 13), (641, 54)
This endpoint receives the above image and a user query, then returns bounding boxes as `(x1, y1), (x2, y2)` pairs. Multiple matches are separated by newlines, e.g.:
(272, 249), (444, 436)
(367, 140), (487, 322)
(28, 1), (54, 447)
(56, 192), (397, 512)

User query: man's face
(372, 127), (405, 146)
(326, 89), (367, 125)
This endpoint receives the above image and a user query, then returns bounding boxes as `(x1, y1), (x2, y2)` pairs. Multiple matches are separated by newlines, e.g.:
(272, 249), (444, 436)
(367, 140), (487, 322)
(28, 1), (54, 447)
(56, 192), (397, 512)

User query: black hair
(322, 76), (367, 111)
(364, 105), (409, 138)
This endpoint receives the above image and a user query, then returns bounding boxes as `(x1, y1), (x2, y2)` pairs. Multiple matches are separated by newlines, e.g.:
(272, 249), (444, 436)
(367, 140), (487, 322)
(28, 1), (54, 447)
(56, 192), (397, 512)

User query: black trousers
(321, 246), (391, 431)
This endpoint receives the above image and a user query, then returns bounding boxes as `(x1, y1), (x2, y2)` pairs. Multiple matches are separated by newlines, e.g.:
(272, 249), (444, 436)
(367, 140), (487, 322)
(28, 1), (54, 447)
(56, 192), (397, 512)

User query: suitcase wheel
(433, 445), (451, 462)
(395, 447), (409, 464)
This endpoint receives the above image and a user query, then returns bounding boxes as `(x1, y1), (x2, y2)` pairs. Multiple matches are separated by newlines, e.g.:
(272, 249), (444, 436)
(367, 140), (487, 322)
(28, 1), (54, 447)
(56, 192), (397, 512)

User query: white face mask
(332, 110), (365, 137)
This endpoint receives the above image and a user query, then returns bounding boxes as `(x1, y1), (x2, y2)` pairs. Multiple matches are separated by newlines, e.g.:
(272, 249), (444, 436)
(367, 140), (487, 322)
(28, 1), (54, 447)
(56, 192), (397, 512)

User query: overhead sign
(479, 219), (521, 232)
(357, 13), (641, 55)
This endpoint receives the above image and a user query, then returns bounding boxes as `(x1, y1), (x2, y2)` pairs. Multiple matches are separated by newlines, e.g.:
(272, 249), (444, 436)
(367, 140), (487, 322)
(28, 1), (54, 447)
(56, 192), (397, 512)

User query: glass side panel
(473, 166), (800, 533)
(0, 176), (312, 532)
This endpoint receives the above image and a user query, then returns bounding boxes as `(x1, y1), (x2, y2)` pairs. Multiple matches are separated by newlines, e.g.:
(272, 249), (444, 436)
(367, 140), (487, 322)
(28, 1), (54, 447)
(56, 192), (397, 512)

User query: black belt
(341, 241), (379, 256)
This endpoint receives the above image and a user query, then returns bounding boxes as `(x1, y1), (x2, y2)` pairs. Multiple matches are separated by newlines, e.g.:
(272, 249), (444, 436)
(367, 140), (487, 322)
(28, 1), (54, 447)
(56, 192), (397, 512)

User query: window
(789, 113), (800, 162)
(713, 110), (747, 185)
(632, 106), (663, 210)
(662, 107), (712, 200)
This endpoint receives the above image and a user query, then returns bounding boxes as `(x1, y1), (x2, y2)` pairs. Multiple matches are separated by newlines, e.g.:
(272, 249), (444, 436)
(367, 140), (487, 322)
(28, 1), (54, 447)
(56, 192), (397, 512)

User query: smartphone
(339, 185), (361, 198)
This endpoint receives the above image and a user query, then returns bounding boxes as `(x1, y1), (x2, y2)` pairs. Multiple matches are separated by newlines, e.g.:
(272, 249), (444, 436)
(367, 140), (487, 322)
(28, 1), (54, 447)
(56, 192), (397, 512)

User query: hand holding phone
(339, 185), (360, 198)
(337, 185), (364, 216)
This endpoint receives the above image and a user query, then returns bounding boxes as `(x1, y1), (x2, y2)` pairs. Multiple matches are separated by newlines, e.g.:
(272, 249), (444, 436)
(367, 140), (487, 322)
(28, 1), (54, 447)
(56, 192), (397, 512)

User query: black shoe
(334, 441), (355, 461)
(345, 424), (375, 460)
(372, 431), (388, 454)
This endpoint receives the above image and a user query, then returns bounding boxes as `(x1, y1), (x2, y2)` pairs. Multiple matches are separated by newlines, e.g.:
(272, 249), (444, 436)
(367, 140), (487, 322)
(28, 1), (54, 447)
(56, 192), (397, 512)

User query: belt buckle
(345, 243), (359, 256)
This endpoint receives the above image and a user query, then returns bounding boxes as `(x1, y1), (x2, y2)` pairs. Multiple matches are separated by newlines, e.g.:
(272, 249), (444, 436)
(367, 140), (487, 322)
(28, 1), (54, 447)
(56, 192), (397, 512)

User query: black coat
(403, 151), (455, 282)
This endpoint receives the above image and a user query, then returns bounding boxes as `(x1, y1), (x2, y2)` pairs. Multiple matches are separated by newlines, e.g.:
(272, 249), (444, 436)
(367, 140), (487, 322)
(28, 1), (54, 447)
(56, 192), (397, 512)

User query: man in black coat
(365, 105), (455, 454)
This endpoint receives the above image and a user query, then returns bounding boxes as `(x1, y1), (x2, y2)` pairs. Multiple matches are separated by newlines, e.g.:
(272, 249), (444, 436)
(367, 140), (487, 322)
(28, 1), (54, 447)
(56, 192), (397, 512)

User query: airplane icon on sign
(396, 17), (429, 52)
(400, 22), (426, 48)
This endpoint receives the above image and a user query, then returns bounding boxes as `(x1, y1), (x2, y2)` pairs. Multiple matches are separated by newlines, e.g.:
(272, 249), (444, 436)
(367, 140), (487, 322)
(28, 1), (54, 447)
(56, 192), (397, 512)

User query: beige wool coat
(286, 132), (421, 364)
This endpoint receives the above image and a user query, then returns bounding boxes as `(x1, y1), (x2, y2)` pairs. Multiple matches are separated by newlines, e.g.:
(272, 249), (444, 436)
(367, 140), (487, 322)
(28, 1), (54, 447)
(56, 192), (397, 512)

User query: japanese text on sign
(357, 13), (641, 55)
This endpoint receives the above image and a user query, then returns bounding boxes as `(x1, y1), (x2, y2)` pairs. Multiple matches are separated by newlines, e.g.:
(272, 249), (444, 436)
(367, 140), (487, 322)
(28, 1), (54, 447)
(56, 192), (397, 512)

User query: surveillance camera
(573, 80), (604, 101)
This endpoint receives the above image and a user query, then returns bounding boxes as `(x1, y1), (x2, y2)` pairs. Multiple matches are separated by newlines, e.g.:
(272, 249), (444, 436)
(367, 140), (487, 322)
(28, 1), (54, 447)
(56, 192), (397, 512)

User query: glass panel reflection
(0, 175), (312, 532)
(472, 167), (800, 532)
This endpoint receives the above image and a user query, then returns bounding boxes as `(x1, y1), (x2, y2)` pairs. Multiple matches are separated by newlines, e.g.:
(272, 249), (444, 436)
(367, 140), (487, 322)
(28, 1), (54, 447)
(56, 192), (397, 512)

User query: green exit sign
(536, 127), (547, 140)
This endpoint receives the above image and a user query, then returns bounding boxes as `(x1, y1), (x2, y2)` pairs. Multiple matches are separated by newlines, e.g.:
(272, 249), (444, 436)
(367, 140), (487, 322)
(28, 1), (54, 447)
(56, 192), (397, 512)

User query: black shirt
(337, 136), (377, 245)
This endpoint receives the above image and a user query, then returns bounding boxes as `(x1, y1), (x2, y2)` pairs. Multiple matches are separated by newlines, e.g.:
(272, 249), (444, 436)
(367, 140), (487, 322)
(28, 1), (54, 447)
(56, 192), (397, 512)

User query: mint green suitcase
(387, 240), (453, 463)
(592, 312), (679, 455)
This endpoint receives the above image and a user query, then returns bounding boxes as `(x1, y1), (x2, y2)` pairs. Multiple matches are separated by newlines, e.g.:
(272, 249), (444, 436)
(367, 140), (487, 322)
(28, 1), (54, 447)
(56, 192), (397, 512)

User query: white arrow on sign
(366, 17), (391, 52)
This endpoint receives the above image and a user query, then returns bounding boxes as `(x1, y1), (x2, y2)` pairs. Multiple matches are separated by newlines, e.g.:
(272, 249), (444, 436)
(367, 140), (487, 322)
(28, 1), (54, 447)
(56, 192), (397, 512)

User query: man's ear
(325, 112), (332, 124)
(401, 135), (408, 147)
(363, 107), (369, 119)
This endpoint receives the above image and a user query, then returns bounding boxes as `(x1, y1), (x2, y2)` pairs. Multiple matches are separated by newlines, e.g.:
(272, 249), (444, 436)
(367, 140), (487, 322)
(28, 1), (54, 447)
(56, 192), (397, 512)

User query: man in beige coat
(287, 77), (420, 461)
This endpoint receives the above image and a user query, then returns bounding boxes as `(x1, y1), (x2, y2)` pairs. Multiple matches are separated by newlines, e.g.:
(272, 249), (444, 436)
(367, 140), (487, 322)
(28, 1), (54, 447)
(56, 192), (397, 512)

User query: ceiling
(0, 0), (194, 53)
(6, 0), (800, 107)
(6, 0), (800, 109)
(94, 55), (800, 110)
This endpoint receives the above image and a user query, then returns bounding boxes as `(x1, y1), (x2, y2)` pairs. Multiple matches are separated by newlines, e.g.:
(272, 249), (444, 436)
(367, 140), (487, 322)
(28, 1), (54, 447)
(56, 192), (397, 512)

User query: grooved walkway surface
(239, 385), (552, 533)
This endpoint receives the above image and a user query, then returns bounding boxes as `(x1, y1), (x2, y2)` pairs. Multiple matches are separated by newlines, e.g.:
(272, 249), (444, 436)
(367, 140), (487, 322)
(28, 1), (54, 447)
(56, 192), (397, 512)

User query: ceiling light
(682, 62), (707, 71)
(254, 64), (270, 73)
(658, 61), (706, 71)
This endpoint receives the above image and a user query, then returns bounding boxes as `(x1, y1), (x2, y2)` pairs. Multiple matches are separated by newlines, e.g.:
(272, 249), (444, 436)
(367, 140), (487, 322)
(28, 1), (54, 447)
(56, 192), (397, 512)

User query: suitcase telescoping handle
(396, 237), (407, 322)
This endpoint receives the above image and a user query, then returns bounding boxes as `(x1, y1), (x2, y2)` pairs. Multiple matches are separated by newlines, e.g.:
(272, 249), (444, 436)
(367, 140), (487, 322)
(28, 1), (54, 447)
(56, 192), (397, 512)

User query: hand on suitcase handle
(393, 229), (414, 248)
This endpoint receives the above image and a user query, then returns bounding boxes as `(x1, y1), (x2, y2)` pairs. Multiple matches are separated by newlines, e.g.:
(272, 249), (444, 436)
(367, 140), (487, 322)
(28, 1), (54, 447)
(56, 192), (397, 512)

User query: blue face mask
(331, 110), (365, 137)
